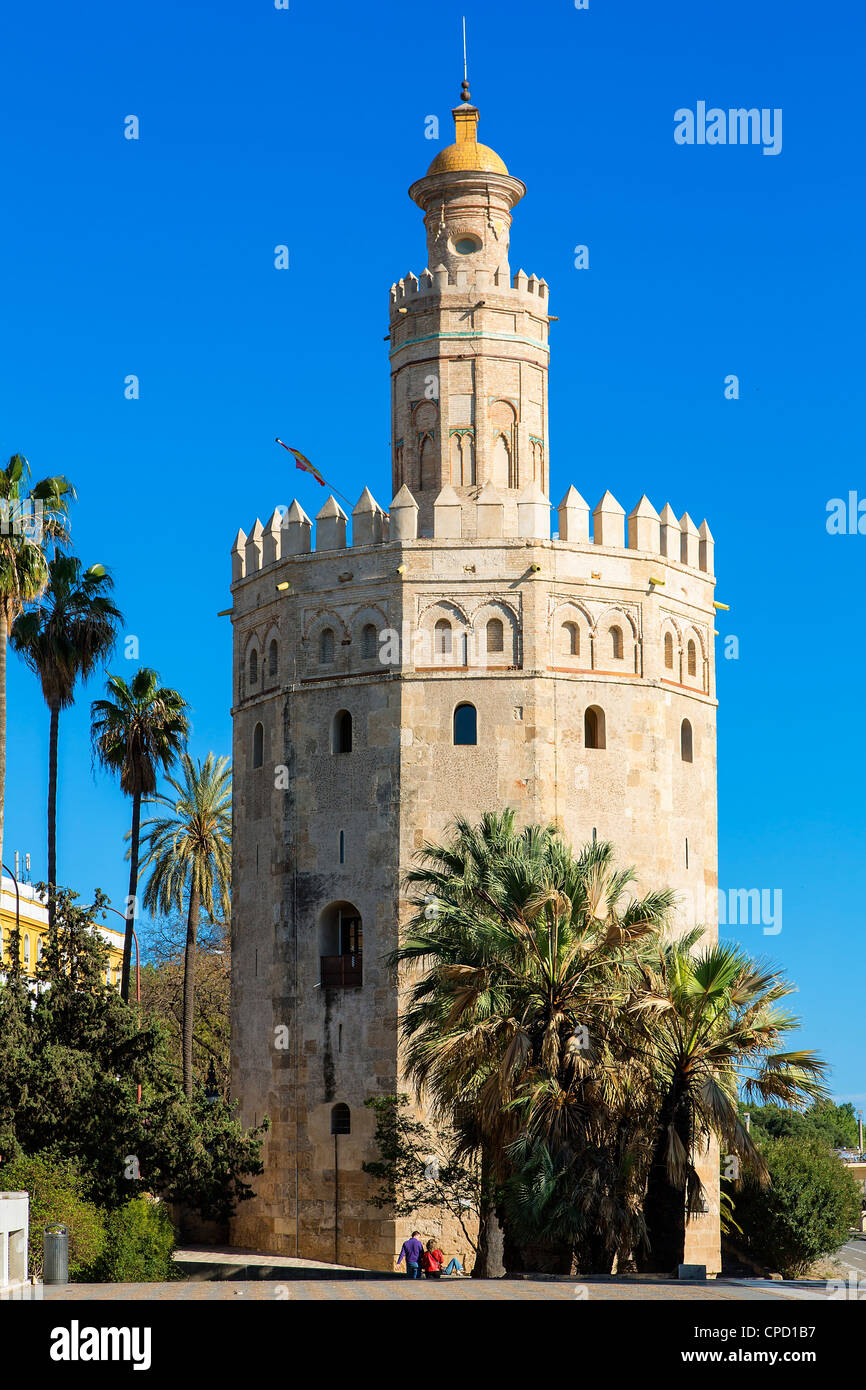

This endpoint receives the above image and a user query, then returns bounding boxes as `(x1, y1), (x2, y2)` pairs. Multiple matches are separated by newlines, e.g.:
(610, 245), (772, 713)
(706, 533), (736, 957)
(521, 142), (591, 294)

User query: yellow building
(0, 875), (124, 986)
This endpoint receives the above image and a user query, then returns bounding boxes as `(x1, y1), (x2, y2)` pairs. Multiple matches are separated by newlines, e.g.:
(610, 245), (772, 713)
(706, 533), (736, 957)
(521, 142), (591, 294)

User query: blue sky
(1, 0), (863, 1106)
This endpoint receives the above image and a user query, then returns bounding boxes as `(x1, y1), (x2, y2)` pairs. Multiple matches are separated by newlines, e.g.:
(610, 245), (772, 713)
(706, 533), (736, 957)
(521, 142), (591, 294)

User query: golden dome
(427, 140), (508, 177)
(425, 99), (508, 178)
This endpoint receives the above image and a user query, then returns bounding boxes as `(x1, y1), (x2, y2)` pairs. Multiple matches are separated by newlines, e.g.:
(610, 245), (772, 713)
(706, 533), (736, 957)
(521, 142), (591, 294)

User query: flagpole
(274, 439), (357, 512)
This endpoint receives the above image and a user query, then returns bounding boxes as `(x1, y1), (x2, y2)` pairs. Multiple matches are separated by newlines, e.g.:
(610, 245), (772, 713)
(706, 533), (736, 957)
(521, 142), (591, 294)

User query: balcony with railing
(320, 953), (363, 989)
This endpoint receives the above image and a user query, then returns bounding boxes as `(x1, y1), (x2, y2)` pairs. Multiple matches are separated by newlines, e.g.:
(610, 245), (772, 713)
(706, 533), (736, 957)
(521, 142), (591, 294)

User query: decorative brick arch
(549, 600), (593, 668)
(593, 606), (640, 675)
(470, 598), (521, 668)
(417, 598), (470, 668)
(303, 610), (350, 675)
(349, 603), (389, 668)
(682, 624), (708, 693)
(489, 399), (518, 489)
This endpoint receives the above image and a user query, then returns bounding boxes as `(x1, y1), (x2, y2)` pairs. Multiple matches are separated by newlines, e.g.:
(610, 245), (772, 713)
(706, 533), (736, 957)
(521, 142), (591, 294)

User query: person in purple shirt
(397, 1231), (424, 1278)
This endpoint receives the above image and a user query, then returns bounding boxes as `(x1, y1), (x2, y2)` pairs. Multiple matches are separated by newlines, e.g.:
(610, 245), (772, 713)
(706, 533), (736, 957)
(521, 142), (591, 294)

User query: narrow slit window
(681, 719), (693, 763)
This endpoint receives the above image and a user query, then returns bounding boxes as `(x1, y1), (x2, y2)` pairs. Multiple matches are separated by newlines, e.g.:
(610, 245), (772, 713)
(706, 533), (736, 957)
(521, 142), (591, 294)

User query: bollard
(43, 1225), (68, 1284)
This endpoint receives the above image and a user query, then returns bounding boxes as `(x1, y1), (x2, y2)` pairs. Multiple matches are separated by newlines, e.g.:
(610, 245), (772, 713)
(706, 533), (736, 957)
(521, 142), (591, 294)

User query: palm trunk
(641, 1091), (690, 1273)
(182, 880), (200, 1098)
(121, 790), (141, 1002)
(0, 609), (7, 884)
(47, 701), (59, 930)
(471, 1146), (502, 1277)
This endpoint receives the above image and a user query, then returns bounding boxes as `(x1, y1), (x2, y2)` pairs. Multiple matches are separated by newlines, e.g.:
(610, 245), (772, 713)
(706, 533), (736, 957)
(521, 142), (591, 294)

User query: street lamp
(204, 1058), (220, 1106)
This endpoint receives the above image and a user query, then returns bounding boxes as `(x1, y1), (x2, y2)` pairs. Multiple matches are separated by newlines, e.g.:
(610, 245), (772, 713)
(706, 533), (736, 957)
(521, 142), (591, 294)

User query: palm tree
(630, 936), (829, 1273)
(137, 753), (231, 1097)
(396, 815), (675, 1273)
(0, 454), (73, 877)
(11, 556), (123, 925)
(90, 668), (190, 1001)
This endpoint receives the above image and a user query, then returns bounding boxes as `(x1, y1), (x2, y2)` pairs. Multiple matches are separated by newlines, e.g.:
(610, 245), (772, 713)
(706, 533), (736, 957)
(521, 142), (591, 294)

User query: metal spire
(461, 16), (470, 103)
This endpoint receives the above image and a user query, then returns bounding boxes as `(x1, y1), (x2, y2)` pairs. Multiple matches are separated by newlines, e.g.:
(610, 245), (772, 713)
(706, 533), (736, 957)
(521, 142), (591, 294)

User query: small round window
(453, 236), (481, 255)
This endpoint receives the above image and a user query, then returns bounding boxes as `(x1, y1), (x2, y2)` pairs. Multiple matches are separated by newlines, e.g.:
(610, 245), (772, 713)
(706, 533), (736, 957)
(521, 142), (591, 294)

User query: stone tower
(228, 88), (721, 1274)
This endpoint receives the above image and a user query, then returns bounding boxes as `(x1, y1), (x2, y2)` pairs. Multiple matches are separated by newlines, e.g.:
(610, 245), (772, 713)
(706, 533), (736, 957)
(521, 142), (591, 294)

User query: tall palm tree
(137, 753), (231, 1097)
(396, 815), (675, 1273)
(11, 556), (123, 925)
(0, 454), (73, 878)
(630, 936), (829, 1272)
(90, 668), (189, 1001)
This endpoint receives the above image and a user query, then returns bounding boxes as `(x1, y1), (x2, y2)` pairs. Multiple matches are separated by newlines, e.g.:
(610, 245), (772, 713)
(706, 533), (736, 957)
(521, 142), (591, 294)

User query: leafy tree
(0, 885), (265, 1221)
(138, 753), (231, 1097)
(362, 1095), (480, 1252)
(743, 1099), (859, 1150)
(735, 1136), (861, 1276)
(394, 812), (673, 1275)
(139, 913), (230, 1095)
(90, 668), (190, 1000)
(11, 555), (122, 926)
(0, 453), (72, 876)
(630, 938), (828, 1272)
(0, 1151), (106, 1281)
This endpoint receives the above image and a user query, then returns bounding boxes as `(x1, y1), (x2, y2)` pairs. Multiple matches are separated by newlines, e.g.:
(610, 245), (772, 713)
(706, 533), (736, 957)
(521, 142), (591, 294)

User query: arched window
(23, 934), (30, 968)
(664, 632), (674, 670)
(687, 640), (697, 678)
(492, 433), (513, 490)
(453, 703), (477, 745)
(361, 623), (377, 660)
(331, 1103), (351, 1135)
(319, 628), (335, 665)
(681, 719), (693, 763)
(249, 649), (258, 685)
(434, 619), (452, 656)
(610, 626), (623, 660)
(333, 710), (353, 754)
(419, 434), (436, 491)
(37, 938), (43, 963)
(486, 618), (504, 654)
(584, 705), (606, 750)
(319, 903), (363, 988)
(268, 639), (278, 679)
(562, 622), (579, 657)
(252, 722), (264, 769)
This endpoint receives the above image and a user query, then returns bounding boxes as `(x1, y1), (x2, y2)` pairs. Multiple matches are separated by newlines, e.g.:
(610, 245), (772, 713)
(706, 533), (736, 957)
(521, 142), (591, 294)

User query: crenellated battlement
(389, 265), (549, 314)
(230, 483), (713, 583)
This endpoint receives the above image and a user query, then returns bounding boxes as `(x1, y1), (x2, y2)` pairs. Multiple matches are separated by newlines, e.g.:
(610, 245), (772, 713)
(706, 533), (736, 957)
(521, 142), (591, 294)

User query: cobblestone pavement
(42, 1277), (829, 1301)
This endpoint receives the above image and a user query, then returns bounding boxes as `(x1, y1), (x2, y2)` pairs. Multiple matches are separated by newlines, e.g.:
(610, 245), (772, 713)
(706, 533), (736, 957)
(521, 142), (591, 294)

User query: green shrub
(0, 1151), (105, 1280)
(96, 1197), (177, 1282)
(735, 1136), (861, 1276)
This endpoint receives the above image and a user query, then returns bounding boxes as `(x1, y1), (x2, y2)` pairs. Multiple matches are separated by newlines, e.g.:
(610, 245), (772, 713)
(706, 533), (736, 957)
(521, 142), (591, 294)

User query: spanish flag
(275, 438), (326, 486)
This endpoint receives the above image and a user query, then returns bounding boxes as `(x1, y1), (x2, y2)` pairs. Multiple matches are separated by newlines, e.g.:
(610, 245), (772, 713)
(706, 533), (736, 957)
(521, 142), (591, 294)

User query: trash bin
(43, 1225), (68, 1284)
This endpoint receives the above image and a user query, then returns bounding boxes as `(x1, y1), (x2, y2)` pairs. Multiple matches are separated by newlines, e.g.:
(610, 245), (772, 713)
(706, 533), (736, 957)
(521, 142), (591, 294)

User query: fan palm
(630, 936), (829, 1272)
(395, 814), (675, 1273)
(138, 753), (231, 1096)
(11, 556), (123, 924)
(0, 454), (73, 877)
(90, 668), (189, 1000)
